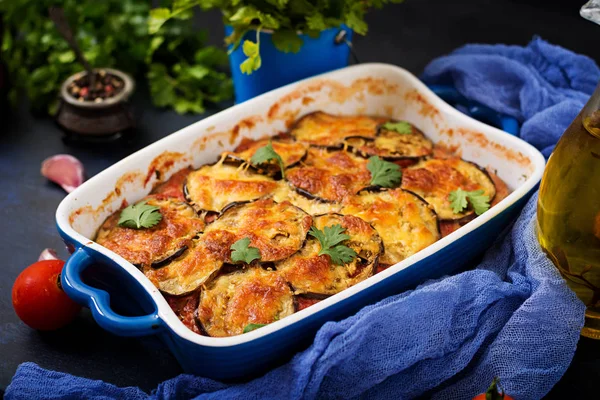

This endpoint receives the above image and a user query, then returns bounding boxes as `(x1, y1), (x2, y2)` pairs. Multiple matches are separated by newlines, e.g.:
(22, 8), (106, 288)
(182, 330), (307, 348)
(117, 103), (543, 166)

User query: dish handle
(61, 247), (164, 336)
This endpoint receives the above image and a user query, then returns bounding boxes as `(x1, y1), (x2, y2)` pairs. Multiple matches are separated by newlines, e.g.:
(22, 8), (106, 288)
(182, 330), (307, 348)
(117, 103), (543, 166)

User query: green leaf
(465, 190), (491, 215)
(194, 47), (229, 67)
(148, 8), (171, 34)
(146, 36), (165, 64)
(309, 225), (357, 266)
(367, 156), (402, 188)
(172, 0), (201, 13)
(243, 323), (267, 333)
(344, 4), (368, 35)
(271, 29), (303, 53)
(306, 13), (327, 31)
(239, 39), (262, 74)
(118, 201), (163, 229)
(250, 140), (285, 177)
(448, 189), (490, 215)
(381, 121), (413, 135)
(230, 238), (261, 264)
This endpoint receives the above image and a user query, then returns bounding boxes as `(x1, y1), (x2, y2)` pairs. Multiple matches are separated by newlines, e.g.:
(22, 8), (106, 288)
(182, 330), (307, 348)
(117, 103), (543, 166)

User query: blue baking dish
(56, 64), (545, 380)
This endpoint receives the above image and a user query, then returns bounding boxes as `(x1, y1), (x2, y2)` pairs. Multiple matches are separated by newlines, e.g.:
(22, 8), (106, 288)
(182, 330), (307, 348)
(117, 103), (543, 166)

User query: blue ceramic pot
(226, 25), (353, 103)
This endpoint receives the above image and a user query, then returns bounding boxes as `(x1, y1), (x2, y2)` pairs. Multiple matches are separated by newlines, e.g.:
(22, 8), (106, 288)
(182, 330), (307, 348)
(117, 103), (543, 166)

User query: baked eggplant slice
(401, 158), (496, 220)
(286, 148), (372, 202)
(143, 238), (223, 296)
(342, 189), (440, 265)
(344, 123), (433, 160)
(184, 161), (280, 213)
(196, 267), (296, 337)
(271, 182), (344, 215)
(276, 214), (382, 297)
(202, 198), (312, 263)
(222, 138), (307, 174)
(95, 197), (205, 267)
(290, 111), (386, 147)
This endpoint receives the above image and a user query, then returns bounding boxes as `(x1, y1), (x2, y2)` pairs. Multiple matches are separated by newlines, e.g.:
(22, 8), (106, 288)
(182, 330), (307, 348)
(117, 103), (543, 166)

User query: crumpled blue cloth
(422, 36), (600, 157)
(6, 37), (597, 400)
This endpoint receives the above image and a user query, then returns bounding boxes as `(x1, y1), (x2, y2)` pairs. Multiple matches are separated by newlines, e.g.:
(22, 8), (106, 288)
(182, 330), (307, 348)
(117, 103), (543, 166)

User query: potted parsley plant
(150, 0), (403, 103)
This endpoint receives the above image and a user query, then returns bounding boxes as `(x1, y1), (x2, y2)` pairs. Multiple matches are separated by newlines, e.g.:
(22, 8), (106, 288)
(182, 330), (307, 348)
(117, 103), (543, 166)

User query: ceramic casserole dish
(56, 63), (545, 380)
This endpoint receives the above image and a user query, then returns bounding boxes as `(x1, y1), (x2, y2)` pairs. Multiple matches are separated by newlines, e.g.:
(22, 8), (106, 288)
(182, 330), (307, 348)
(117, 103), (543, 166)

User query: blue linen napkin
(6, 37), (598, 400)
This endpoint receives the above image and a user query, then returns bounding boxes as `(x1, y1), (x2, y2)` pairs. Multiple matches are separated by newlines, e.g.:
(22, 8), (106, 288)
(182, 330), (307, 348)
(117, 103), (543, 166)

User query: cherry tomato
(473, 377), (514, 400)
(12, 260), (81, 330)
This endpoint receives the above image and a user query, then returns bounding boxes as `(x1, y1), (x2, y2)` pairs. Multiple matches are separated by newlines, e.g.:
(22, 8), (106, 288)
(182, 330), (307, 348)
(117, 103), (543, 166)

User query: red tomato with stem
(12, 260), (81, 330)
(473, 377), (514, 400)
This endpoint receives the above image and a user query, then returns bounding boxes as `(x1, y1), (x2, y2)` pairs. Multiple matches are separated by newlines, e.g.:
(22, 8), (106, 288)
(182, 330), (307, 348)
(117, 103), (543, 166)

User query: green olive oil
(537, 86), (600, 339)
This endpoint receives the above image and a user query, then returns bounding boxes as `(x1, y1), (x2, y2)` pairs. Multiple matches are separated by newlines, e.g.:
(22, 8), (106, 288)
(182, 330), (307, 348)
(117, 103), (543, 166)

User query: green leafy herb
(448, 189), (491, 215)
(0, 0), (232, 115)
(309, 225), (357, 266)
(155, 0), (405, 73)
(239, 38), (262, 75)
(243, 323), (266, 333)
(118, 201), (162, 229)
(381, 121), (413, 135)
(250, 140), (285, 177)
(367, 156), (402, 188)
(230, 237), (261, 264)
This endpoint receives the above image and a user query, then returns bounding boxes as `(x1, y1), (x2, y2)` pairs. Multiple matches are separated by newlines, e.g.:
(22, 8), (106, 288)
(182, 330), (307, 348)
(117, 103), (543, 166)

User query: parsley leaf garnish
(449, 189), (491, 215)
(243, 323), (267, 333)
(118, 201), (163, 229)
(367, 156), (402, 188)
(250, 140), (285, 178)
(230, 238), (261, 264)
(381, 121), (413, 135)
(309, 225), (357, 266)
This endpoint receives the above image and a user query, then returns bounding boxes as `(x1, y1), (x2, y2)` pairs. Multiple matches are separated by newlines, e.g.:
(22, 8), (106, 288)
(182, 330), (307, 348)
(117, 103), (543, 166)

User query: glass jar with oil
(537, 84), (600, 339)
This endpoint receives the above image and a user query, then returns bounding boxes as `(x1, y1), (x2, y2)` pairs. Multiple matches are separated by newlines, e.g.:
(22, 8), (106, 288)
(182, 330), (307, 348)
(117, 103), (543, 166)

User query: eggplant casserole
(95, 111), (510, 337)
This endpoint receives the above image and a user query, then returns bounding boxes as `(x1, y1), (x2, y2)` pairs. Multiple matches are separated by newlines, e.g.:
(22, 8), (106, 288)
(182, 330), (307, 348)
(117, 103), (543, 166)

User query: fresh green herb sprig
(448, 188), (490, 215)
(230, 237), (261, 264)
(243, 323), (266, 333)
(309, 224), (357, 266)
(150, 0), (404, 74)
(367, 156), (402, 188)
(118, 201), (162, 229)
(381, 121), (412, 134)
(250, 140), (285, 178)
(0, 0), (232, 115)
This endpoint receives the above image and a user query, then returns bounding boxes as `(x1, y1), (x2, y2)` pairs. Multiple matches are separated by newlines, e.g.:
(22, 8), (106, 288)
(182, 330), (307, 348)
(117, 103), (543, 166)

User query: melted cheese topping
(144, 239), (222, 296)
(286, 148), (371, 202)
(345, 128), (433, 159)
(290, 111), (386, 147)
(224, 139), (307, 169)
(184, 162), (279, 213)
(271, 183), (343, 215)
(197, 267), (295, 337)
(342, 189), (440, 265)
(402, 158), (496, 220)
(202, 198), (312, 262)
(276, 214), (382, 296)
(95, 197), (205, 266)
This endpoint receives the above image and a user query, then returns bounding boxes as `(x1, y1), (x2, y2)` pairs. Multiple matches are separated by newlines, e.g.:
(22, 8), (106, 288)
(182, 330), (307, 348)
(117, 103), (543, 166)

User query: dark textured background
(1, 0), (599, 397)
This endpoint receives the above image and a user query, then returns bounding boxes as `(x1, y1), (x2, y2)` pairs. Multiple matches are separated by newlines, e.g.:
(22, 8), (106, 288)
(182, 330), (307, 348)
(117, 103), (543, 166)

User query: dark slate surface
(1, 0), (599, 397)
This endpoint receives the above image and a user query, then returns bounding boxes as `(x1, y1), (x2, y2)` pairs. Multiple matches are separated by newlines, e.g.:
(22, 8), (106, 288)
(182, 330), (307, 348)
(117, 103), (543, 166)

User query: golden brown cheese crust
(290, 111), (386, 147)
(184, 162), (279, 213)
(143, 239), (223, 296)
(95, 197), (205, 266)
(401, 158), (496, 220)
(345, 126), (433, 159)
(276, 214), (382, 296)
(197, 267), (295, 337)
(286, 148), (371, 202)
(342, 189), (440, 265)
(271, 183), (343, 215)
(224, 138), (307, 170)
(202, 198), (312, 263)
